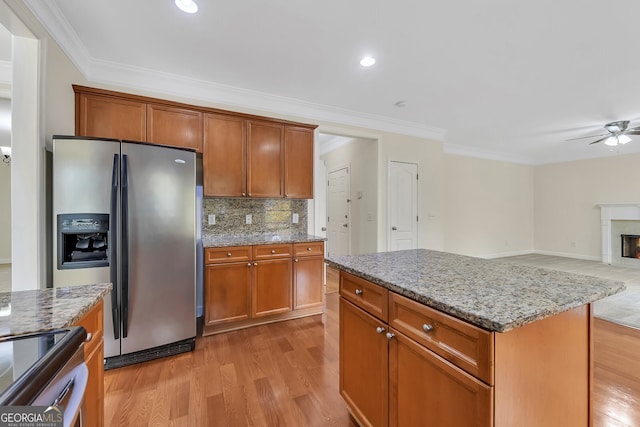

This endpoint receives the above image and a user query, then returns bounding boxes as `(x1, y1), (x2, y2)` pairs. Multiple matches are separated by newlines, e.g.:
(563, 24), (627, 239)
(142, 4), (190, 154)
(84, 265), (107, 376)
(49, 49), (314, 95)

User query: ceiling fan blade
(566, 133), (609, 141)
(623, 130), (640, 135)
(589, 136), (611, 145)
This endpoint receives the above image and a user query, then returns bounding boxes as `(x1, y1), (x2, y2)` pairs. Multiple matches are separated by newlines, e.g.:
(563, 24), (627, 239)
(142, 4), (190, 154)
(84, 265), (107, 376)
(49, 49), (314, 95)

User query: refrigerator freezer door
(120, 142), (196, 355)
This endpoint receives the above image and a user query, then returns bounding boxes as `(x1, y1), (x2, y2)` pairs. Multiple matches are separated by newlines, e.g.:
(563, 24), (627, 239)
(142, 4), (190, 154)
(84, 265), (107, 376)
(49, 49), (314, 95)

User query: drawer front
(205, 246), (252, 264)
(253, 244), (293, 259)
(75, 300), (104, 357)
(294, 241), (324, 257)
(389, 292), (494, 385)
(340, 271), (388, 322)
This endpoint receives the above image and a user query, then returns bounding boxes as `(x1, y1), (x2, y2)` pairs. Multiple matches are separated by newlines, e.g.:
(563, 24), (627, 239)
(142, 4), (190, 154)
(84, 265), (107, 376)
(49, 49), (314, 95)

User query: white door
(315, 160), (328, 239)
(327, 166), (350, 257)
(389, 161), (418, 251)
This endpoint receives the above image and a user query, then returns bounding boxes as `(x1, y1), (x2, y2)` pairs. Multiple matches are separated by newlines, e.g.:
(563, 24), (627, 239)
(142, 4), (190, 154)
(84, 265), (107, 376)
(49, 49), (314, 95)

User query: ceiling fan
(566, 120), (640, 146)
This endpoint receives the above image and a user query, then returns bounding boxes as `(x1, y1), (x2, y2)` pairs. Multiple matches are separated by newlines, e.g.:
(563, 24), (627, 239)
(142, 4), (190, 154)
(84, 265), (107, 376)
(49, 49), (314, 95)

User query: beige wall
(443, 155), (534, 257)
(534, 153), (640, 260)
(321, 138), (378, 255)
(0, 162), (9, 262)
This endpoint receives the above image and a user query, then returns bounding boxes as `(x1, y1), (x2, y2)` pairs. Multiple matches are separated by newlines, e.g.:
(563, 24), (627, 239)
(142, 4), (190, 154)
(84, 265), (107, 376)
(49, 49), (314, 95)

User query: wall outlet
(246, 214), (252, 225)
(208, 214), (216, 225)
(292, 213), (299, 224)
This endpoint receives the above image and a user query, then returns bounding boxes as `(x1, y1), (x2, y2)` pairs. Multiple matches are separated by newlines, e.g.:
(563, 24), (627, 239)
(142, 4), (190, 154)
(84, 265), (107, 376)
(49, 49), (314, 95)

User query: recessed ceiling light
(360, 56), (376, 67)
(175, 0), (198, 14)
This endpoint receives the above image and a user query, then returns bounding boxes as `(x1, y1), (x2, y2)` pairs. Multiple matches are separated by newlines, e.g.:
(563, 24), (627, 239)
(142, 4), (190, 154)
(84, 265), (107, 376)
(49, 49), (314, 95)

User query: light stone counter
(203, 233), (325, 248)
(326, 249), (625, 332)
(0, 283), (112, 337)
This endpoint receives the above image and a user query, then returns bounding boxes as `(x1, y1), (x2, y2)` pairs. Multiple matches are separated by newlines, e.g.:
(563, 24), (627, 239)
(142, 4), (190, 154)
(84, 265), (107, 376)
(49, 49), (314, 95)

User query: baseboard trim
(532, 250), (601, 262)
(479, 250), (534, 259)
(0, 259), (11, 264)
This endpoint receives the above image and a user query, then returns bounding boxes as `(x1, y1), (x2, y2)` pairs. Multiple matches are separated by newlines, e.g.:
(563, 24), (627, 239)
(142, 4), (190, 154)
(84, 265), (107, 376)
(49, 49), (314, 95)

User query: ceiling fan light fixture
(175, 0), (198, 14)
(618, 134), (632, 144)
(360, 56), (376, 67)
(604, 136), (618, 146)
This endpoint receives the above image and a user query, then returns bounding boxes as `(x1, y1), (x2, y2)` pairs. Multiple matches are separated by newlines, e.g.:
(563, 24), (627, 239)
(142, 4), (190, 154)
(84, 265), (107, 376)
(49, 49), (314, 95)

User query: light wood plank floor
(104, 291), (640, 426)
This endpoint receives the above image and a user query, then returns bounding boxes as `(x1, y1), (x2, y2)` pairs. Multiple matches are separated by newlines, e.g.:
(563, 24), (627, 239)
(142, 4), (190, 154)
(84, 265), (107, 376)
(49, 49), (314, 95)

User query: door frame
(326, 163), (351, 257)
(387, 159), (419, 251)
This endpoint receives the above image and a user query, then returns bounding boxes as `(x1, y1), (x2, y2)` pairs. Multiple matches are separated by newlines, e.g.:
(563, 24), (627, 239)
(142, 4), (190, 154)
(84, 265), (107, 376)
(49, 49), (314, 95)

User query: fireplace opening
(621, 234), (640, 259)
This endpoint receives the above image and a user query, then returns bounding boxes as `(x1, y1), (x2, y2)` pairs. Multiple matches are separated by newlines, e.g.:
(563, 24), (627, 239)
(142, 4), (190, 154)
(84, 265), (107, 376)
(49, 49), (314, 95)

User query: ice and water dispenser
(57, 213), (109, 269)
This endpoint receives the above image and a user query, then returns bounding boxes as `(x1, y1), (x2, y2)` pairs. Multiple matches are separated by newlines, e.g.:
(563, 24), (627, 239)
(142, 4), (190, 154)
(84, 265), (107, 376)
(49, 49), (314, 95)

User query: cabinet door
(205, 262), (252, 325)
(147, 103), (203, 152)
(284, 126), (314, 199)
(76, 93), (146, 141)
(252, 258), (292, 317)
(293, 255), (324, 309)
(340, 298), (389, 427)
(85, 341), (105, 427)
(247, 120), (283, 198)
(389, 330), (493, 427)
(203, 113), (246, 197)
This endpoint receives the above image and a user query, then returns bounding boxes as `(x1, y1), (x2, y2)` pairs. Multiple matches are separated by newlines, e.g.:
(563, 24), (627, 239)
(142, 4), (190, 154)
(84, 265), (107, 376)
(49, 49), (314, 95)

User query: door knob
(321, 227), (327, 231)
(343, 223), (348, 228)
(392, 226), (397, 231)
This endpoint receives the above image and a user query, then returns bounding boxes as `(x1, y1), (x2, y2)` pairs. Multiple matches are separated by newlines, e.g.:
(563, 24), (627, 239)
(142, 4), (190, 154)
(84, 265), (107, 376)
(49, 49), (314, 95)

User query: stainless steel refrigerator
(52, 136), (196, 369)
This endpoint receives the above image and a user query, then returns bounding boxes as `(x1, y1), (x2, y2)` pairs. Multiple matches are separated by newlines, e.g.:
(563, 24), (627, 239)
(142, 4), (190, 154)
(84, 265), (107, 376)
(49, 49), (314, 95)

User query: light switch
(246, 214), (252, 225)
(208, 214), (216, 225)
(292, 213), (299, 224)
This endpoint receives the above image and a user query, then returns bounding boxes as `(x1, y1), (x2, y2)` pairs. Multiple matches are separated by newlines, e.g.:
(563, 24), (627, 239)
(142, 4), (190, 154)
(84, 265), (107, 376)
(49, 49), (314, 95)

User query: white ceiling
(23, 0), (640, 164)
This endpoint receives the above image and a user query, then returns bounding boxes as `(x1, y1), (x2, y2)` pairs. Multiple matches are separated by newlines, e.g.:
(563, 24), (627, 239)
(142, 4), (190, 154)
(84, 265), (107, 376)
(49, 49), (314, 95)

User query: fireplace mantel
(598, 203), (640, 264)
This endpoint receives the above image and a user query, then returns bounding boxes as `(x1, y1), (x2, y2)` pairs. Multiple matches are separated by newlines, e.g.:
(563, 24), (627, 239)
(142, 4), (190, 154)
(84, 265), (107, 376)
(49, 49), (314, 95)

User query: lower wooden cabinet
(74, 300), (105, 427)
(204, 242), (324, 335)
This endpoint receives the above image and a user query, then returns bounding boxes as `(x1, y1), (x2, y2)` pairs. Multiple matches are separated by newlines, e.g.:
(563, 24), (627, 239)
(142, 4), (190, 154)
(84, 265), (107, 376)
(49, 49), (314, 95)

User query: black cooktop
(0, 327), (86, 405)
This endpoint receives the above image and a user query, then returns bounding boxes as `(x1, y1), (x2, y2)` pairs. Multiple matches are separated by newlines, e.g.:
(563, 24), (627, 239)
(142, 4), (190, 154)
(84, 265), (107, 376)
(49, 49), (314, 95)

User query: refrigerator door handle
(122, 154), (130, 339)
(110, 154), (120, 340)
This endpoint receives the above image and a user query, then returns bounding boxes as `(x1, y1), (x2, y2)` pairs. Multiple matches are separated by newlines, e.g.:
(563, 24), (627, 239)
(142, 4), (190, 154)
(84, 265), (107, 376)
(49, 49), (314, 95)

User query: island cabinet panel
(389, 331), (493, 427)
(76, 92), (147, 141)
(340, 298), (389, 427)
(252, 258), (292, 317)
(284, 126), (314, 199)
(204, 242), (324, 335)
(247, 120), (284, 198)
(203, 113), (246, 197)
(205, 262), (252, 325)
(74, 300), (105, 427)
(493, 305), (590, 427)
(147, 103), (203, 152)
(389, 292), (494, 385)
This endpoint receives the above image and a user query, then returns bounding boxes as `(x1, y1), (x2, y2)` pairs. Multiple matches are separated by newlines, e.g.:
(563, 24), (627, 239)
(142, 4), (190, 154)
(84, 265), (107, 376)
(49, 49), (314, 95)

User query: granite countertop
(0, 283), (112, 337)
(326, 249), (626, 333)
(203, 233), (326, 248)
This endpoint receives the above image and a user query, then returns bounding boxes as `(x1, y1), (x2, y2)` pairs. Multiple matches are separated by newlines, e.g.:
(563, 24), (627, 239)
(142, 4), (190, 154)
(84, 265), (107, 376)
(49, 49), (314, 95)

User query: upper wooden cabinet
(284, 126), (314, 199)
(76, 92), (147, 141)
(147, 103), (203, 151)
(73, 85), (317, 197)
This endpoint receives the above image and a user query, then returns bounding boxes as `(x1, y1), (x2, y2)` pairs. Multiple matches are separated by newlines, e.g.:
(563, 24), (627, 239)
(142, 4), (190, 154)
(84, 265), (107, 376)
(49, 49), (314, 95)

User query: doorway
(388, 161), (418, 251)
(327, 165), (350, 258)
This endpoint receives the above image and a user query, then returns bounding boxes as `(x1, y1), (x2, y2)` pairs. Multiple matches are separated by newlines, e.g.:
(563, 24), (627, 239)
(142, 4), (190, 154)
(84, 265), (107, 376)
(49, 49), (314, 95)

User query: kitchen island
(326, 249), (625, 427)
(0, 283), (111, 427)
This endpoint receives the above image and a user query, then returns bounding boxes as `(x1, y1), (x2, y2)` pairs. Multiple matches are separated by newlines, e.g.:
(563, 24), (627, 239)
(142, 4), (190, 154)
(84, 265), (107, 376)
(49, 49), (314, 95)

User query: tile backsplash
(203, 198), (308, 236)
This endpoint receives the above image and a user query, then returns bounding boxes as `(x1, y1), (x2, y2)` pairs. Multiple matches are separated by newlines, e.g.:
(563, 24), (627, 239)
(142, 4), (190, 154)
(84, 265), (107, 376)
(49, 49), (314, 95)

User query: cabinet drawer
(340, 272), (388, 322)
(389, 292), (494, 385)
(75, 300), (104, 357)
(253, 244), (293, 259)
(294, 242), (324, 257)
(205, 246), (252, 264)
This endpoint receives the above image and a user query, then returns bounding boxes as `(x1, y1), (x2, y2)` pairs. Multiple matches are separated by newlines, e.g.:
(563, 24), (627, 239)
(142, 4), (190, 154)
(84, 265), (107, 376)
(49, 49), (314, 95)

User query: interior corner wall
(443, 154), (534, 258)
(377, 134), (444, 252)
(0, 162), (10, 262)
(534, 152), (640, 260)
(321, 138), (378, 255)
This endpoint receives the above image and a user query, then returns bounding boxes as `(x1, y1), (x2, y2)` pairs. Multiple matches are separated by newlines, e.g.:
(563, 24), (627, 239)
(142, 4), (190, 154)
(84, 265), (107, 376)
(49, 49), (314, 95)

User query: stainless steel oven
(0, 327), (88, 427)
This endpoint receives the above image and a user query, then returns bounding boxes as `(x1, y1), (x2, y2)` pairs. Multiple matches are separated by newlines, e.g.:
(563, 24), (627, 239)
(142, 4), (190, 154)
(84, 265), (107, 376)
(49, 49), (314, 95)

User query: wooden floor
(104, 295), (640, 427)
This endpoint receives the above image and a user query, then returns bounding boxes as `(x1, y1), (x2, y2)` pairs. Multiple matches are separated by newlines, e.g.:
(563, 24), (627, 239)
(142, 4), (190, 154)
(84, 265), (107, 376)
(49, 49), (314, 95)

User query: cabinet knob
(247, 263), (252, 267)
(307, 247), (312, 251)
(294, 258), (298, 262)
(422, 323), (434, 333)
(376, 327), (385, 334)
(226, 252), (232, 257)
(253, 262), (258, 266)
(242, 193), (246, 197)
(284, 194), (288, 198)
(248, 193), (252, 197)
(85, 332), (93, 343)
(386, 332), (395, 340)
(271, 249), (276, 254)
(355, 289), (364, 296)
